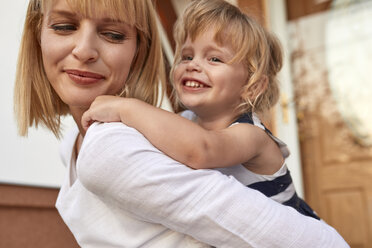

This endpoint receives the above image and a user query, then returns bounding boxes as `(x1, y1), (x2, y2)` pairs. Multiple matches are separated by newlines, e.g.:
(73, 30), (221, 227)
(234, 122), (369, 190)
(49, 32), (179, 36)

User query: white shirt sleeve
(77, 122), (349, 248)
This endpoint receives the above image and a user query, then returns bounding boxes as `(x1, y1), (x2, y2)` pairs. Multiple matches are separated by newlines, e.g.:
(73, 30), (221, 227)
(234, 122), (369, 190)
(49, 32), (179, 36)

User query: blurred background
(1, 0), (371, 247)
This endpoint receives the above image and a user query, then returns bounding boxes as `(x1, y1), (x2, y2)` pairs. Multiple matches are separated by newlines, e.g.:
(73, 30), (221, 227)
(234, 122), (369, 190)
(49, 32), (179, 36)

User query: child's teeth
(186, 81), (204, 88)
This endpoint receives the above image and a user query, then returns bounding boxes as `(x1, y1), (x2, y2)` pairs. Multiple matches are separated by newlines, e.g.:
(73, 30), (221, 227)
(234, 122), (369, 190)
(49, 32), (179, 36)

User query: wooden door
(297, 107), (372, 247)
(287, 1), (372, 246)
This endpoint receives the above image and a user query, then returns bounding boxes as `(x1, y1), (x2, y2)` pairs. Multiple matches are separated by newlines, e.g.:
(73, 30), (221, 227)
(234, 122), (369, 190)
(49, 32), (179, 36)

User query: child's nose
(186, 59), (202, 72)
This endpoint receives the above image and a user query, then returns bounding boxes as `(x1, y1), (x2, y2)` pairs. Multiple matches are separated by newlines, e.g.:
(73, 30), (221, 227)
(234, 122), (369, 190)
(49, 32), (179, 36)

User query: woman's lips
(65, 69), (105, 85)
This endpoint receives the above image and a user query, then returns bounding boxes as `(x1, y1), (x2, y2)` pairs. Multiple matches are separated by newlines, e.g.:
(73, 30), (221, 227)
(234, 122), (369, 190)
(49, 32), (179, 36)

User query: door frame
(267, 0), (305, 197)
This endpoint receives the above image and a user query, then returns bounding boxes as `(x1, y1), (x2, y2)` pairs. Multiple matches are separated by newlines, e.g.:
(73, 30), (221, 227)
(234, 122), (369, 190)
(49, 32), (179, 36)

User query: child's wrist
(119, 97), (134, 123)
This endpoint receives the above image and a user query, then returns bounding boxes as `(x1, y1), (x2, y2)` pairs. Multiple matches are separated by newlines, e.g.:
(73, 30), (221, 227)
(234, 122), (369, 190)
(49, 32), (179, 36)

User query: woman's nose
(72, 24), (99, 63)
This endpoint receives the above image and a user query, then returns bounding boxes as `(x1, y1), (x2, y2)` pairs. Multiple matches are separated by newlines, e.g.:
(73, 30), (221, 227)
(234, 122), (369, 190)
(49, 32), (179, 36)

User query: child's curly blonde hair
(171, 0), (283, 115)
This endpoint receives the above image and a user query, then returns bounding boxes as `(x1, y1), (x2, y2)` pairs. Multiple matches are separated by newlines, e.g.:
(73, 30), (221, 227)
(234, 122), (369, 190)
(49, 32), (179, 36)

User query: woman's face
(40, 0), (137, 111)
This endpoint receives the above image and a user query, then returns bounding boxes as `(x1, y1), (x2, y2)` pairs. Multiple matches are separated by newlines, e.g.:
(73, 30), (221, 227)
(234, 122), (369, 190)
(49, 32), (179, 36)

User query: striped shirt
(181, 110), (319, 220)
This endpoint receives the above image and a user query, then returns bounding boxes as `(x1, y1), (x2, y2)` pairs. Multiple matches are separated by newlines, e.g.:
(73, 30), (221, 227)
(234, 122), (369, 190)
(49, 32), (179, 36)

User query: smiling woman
(15, 0), (164, 138)
(40, 0), (138, 135)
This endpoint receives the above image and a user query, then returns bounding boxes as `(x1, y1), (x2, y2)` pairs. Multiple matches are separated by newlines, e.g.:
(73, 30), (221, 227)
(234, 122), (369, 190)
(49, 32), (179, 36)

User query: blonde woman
(15, 0), (348, 247)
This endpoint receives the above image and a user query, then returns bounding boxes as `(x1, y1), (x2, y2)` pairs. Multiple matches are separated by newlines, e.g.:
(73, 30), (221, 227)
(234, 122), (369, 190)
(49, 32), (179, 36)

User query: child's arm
(82, 95), (278, 170)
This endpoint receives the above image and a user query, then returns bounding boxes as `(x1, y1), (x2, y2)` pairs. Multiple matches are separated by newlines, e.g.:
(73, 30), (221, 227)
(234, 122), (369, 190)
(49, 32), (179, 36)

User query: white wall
(0, 0), (73, 188)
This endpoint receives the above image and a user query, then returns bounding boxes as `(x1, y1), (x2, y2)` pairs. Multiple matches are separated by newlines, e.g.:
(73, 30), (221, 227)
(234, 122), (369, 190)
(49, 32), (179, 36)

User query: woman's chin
(64, 100), (94, 113)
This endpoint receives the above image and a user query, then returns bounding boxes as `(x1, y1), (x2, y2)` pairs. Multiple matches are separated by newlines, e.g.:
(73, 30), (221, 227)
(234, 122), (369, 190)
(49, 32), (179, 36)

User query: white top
(56, 122), (349, 248)
(56, 125), (209, 248)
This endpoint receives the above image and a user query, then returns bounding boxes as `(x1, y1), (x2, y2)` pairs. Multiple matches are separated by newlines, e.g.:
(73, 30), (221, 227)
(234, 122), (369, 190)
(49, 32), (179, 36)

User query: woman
(14, 0), (348, 247)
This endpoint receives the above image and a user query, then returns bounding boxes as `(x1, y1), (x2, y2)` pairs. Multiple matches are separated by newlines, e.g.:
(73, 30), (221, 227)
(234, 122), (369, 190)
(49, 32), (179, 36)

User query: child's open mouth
(183, 79), (210, 89)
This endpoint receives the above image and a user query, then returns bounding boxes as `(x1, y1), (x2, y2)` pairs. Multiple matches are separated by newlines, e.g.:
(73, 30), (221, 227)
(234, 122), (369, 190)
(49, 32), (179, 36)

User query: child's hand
(82, 95), (125, 130)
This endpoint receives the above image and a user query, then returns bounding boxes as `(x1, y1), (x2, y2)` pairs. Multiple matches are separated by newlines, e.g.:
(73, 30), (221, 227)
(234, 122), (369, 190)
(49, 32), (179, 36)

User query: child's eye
(101, 32), (126, 43)
(210, 57), (222, 63)
(181, 55), (193, 61)
(50, 24), (77, 32)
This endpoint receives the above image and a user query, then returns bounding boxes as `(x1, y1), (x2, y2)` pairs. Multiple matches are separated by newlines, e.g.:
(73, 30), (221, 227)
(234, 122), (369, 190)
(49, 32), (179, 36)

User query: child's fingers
(82, 111), (93, 131)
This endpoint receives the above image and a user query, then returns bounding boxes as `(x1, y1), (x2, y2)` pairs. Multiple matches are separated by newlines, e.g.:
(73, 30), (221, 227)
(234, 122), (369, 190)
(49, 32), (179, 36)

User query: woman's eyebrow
(100, 17), (127, 24)
(48, 10), (78, 18)
(48, 11), (127, 25)
(48, 10), (121, 22)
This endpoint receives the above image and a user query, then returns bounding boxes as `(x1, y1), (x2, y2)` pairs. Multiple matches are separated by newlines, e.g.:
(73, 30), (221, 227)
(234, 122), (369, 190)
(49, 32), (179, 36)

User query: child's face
(173, 29), (248, 118)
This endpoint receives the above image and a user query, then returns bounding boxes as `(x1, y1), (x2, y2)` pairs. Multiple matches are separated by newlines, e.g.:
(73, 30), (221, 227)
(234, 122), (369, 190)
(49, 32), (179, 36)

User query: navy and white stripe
(180, 110), (319, 220)
(234, 112), (319, 220)
(235, 112), (290, 159)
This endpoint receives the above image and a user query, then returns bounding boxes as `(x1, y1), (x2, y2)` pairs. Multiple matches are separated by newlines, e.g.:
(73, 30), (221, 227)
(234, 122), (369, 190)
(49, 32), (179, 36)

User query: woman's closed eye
(50, 24), (77, 33)
(50, 23), (126, 43)
(100, 31), (126, 43)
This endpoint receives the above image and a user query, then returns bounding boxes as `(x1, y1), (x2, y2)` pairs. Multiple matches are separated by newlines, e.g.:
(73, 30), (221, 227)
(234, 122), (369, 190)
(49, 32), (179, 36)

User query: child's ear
(244, 76), (268, 101)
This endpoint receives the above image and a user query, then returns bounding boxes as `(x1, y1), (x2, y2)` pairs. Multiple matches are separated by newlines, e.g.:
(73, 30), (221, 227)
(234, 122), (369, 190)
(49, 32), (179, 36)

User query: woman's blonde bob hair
(14, 0), (166, 138)
(171, 0), (283, 116)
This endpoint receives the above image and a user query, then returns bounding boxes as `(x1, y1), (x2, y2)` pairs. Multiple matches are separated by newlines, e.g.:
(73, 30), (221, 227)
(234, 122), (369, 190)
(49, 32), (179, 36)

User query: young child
(82, 0), (319, 220)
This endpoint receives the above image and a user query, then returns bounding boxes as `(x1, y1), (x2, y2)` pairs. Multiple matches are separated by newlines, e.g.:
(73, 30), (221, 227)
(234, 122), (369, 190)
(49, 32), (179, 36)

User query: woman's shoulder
(85, 122), (144, 137)
(82, 122), (155, 154)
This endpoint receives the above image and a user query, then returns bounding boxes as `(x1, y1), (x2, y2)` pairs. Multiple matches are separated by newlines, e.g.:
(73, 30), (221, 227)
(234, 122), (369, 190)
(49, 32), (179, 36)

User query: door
(286, 0), (372, 246)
